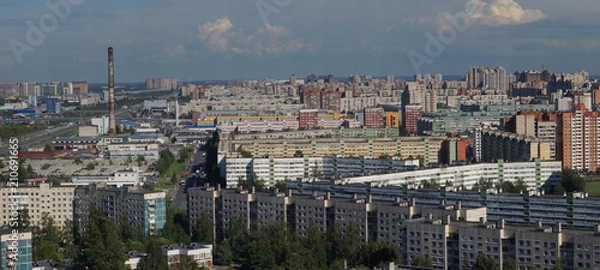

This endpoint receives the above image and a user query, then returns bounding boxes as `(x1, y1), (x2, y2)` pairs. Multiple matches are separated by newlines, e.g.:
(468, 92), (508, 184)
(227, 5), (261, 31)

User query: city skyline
(0, 0), (599, 82)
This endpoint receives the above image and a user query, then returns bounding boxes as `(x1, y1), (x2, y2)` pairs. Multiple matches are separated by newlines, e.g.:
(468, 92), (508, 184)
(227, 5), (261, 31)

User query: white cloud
(469, 0), (547, 26)
(197, 18), (311, 55)
(164, 45), (187, 57)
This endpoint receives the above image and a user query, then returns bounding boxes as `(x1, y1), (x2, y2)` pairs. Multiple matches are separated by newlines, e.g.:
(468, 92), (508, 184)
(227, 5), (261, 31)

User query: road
(172, 144), (206, 210)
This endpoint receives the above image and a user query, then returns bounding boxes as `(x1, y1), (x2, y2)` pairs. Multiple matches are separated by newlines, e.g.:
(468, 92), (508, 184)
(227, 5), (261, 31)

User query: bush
(85, 162), (96, 170)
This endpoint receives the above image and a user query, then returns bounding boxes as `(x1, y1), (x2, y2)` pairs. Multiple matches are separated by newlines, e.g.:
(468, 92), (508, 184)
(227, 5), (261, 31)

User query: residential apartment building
(536, 121), (557, 159)
(289, 180), (600, 231)
(321, 90), (342, 113)
(403, 104), (423, 133)
(223, 156), (419, 187)
(145, 78), (177, 90)
(222, 135), (445, 161)
(364, 107), (385, 128)
(187, 186), (485, 244)
(336, 160), (562, 193)
(299, 109), (318, 130)
(0, 183), (75, 228)
(74, 183), (167, 235)
(481, 130), (551, 162)
(558, 104), (600, 171)
(229, 127), (401, 140)
(1, 229), (33, 270)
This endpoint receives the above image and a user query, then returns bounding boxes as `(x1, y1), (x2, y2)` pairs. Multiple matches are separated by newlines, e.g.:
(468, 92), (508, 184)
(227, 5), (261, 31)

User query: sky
(0, 0), (599, 83)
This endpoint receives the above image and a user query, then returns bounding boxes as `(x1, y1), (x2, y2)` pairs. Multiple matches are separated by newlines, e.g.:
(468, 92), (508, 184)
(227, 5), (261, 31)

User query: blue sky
(0, 0), (599, 83)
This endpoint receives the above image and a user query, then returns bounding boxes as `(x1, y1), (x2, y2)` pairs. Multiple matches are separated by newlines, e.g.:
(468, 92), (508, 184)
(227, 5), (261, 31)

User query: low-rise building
(107, 143), (160, 160)
(69, 167), (142, 187)
(163, 243), (212, 269)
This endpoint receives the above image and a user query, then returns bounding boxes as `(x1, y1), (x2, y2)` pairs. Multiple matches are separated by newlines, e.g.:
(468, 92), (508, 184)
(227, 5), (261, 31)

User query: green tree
(303, 223), (327, 270)
(33, 213), (69, 261)
(503, 257), (516, 270)
(138, 237), (168, 270)
(85, 162), (95, 170)
(293, 150), (303, 157)
(551, 261), (563, 270)
(561, 168), (585, 192)
(359, 241), (402, 268)
(273, 180), (287, 193)
(48, 177), (61, 186)
(421, 179), (440, 189)
(192, 212), (214, 244)
(82, 210), (126, 269)
(171, 172), (179, 185)
(247, 235), (275, 270)
(471, 253), (498, 270)
(215, 239), (233, 265)
(44, 144), (51, 151)
(15, 208), (31, 231)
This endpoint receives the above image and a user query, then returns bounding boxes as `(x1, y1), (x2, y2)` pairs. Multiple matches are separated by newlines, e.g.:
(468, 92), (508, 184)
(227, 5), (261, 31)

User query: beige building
(0, 183), (75, 228)
(515, 114), (536, 137)
(221, 136), (446, 164)
(536, 121), (557, 158)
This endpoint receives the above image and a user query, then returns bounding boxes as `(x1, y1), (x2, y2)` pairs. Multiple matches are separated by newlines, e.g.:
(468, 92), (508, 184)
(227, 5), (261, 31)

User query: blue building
(1, 229), (32, 270)
(45, 101), (61, 114)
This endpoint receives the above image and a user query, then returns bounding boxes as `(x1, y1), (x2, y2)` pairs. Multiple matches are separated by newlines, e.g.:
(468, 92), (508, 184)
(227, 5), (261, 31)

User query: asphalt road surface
(172, 144), (206, 210)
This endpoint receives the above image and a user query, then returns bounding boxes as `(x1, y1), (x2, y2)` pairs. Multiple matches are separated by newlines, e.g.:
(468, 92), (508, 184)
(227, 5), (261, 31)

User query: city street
(172, 143), (206, 210)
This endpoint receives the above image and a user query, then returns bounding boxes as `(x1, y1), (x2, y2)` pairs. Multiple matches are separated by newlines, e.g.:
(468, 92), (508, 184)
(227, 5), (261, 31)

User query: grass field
(585, 181), (600, 197)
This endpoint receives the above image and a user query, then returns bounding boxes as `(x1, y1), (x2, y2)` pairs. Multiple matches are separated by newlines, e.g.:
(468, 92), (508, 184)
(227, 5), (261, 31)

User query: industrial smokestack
(108, 47), (117, 136)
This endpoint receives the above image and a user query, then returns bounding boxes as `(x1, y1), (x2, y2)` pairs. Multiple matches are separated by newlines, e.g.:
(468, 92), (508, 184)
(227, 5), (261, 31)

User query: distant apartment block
(145, 78), (177, 90)
(222, 156), (419, 187)
(385, 111), (400, 128)
(72, 81), (88, 95)
(91, 116), (110, 135)
(221, 136), (447, 165)
(299, 109), (318, 130)
(302, 89), (342, 113)
(74, 183), (167, 235)
(467, 67), (512, 91)
(0, 183), (75, 228)
(481, 130), (551, 162)
(364, 107), (385, 128)
(403, 104), (422, 133)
